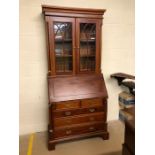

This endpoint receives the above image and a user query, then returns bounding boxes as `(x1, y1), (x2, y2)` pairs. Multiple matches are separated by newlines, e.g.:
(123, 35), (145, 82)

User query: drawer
(53, 106), (105, 118)
(54, 122), (107, 138)
(54, 112), (105, 127)
(81, 98), (103, 107)
(55, 100), (80, 110)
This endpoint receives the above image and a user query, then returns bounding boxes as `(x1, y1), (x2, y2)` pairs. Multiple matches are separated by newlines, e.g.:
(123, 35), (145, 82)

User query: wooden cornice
(42, 5), (106, 18)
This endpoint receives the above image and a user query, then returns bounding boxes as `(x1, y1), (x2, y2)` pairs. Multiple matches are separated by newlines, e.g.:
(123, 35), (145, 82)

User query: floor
(19, 120), (124, 155)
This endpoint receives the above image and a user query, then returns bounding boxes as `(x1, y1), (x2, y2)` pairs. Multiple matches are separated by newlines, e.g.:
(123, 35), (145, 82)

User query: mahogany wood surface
(48, 74), (108, 103)
(55, 100), (80, 110)
(53, 122), (107, 139)
(54, 112), (105, 127)
(48, 130), (109, 143)
(122, 107), (135, 155)
(81, 98), (103, 107)
(42, 5), (109, 150)
(42, 5), (106, 18)
(53, 106), (106, 118)
(122, 119), (135, 155)
(43, 6), (105, 76)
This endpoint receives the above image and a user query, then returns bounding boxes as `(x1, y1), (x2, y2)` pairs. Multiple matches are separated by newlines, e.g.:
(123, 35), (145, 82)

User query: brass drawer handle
(66, 130), (72, 135)
(89, 108), (95, 112)
(89, 126), (95, 131)
(49, 129), (53, 133)
(65, 111), (71, 116)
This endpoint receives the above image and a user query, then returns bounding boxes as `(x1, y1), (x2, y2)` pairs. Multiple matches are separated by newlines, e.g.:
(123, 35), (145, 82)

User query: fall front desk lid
(48, 74), (108, 102)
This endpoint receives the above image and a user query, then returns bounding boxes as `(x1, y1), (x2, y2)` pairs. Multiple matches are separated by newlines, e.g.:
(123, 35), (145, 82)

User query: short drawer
(55, 100), (80, 110)
(53, 106), (105, 118)
(54, 112), (105, 127)
(81, 98), (103, 108)
(54, 122), (107, 138)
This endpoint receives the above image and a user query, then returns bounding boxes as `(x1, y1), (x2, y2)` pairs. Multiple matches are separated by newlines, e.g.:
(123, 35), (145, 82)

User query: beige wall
(20, 0), (135, 135)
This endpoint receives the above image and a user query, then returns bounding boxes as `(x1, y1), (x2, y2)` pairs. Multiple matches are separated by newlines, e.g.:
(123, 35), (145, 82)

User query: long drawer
(54, 122), (107, 139)
(54, 112), (105, 127)
(53, 106), (105, 118)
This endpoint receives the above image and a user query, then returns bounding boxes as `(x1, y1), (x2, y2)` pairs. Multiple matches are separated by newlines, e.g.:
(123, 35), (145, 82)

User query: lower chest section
(49, 98), (107, 139)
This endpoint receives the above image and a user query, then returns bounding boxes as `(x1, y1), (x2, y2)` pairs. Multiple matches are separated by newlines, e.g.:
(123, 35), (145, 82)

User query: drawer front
(81, 98), (103, 108)
(53, 106), (105, 118)
(55, 100), (80, 110)
(54, 122), (107, 138)
(54, 112), (105, 127)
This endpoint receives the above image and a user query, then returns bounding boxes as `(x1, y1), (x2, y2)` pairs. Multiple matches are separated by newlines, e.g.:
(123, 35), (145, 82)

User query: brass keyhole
(89, 108), (95, 112)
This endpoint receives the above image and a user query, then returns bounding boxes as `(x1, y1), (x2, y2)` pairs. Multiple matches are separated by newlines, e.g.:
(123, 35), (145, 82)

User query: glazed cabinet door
(46, 17), (76, 76)
(76, 18), (101, 74)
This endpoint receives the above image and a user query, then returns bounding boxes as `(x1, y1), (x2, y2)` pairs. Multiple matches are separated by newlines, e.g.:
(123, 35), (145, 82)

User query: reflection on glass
(79, 23), (96, 71)
(54, 22), (73, 73)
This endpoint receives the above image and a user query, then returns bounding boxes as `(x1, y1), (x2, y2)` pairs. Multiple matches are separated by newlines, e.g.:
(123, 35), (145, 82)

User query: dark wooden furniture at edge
(42, 5), (109, 150)
(110, 73), (135, 155)
(122, 118), (135, 155)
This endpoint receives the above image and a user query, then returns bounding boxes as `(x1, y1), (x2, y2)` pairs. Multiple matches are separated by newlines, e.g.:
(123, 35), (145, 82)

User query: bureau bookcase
(42, 5), (109, 150)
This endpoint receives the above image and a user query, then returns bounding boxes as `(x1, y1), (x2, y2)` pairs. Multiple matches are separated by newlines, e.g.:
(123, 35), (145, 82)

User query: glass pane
(79, 23), (96, 72)
(56, 57), (72, 73)
(54, 22), (73, 73)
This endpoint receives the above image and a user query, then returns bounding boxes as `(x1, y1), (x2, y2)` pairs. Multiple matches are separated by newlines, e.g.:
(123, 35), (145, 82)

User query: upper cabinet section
(42, 5), (106, 76)
(76, 18), (100, 74)
(47, 17), (75, 75)
(54, 21), (73, 74)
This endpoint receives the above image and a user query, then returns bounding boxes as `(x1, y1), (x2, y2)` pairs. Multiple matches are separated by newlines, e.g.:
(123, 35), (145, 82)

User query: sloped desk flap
(48, 74), (108, 102)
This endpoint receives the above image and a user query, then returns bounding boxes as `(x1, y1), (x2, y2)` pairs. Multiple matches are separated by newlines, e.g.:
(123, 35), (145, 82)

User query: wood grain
(42, 5), (108, 150)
